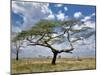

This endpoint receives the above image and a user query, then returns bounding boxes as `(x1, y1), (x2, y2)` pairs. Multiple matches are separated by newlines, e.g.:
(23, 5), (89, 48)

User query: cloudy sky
(11, 1), (96, 58)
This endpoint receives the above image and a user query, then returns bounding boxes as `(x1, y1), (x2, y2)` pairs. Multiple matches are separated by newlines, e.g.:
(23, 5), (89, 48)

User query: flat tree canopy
(12, 19), (95, 64)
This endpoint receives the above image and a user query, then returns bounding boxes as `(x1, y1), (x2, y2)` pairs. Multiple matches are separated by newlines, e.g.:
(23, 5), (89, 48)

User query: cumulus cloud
(81, 12), (95, 22)
(74, 12), (82, 18)
(45, 10), (55, 20)
(81, 16), (91, 22)
(12, 2), (96, 58)
(84, 21), (95, 29)
(56, 11), (68, 21)
(55, 4), (63, 7)
(91, 13), (95, 16)
(56, 11), (65, 21)
(64, 7), (68, 11)
(45, 14), (55, 20)
(12, 1), (53, 32)
(73, 24), (82, 30)
(72, 20), (95, 31)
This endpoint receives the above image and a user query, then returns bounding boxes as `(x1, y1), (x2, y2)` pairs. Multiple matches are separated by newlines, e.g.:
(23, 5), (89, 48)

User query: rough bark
(52, 52), (58, 65)
(16, 50), (19, 61)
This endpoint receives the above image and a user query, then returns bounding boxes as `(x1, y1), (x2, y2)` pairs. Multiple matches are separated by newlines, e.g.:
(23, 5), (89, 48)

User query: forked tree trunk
(16, 50), (19, 61)
(52, 52), (58, 65)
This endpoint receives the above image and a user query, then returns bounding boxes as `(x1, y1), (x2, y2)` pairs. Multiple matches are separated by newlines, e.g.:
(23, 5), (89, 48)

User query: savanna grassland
(11, 57), (96, 74)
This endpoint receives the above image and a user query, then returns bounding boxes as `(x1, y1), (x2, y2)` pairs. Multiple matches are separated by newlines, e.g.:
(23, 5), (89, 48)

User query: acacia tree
(13, 19), (94, 64)
(12, 31), (26, 60)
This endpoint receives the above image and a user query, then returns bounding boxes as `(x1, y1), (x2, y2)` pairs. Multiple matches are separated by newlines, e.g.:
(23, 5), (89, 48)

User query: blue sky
(12, 1), (96, 32)
(49, 3), (95, 19)
(11, 1), (96, 58)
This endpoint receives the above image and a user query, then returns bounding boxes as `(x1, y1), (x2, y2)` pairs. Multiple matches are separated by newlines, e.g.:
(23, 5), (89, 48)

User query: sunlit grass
(11, 58), (96, 74)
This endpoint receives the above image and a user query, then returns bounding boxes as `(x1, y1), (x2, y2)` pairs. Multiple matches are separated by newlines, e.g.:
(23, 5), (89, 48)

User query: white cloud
(41, 3), (51, 15)
(12, 1), (25, 13)
(74, 12), (82, 18)
(12, 1), (53, 32)
(56, 4), (63, 7)
(64, 7), (68, 11)
(72, 20), (95, 30)
(91, 13), (95, 16)
(52, 34), (58, 37)
(44, 8), (55, 20)
(46, 14), (55, 20)
(81, 16), (91, 22)
(56, 11), (68, 21)
(84, 21), (95, 29)
(81, 12), (95, 22)
(73, 24), (82, 30)
(56, 11), (65, 21)
(72, 14), (95, 30)
(12, 2), (95, 58)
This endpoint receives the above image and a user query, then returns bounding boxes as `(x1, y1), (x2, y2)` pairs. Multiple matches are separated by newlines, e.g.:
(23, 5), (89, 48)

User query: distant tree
(47, 56), (51, 59)
(12, 31), (26, 61)
(13, 19), (94, 64)
(77, 56), (82, 61)
(58, 55), (61, 59)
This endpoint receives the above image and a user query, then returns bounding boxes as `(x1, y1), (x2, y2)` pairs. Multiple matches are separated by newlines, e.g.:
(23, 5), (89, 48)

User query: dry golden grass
(11, 57), (96, 74)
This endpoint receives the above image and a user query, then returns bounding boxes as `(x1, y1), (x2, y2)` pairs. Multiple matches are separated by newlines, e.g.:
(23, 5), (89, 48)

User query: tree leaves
(12, 19), (95, 53)
(62, 19), (82, 27)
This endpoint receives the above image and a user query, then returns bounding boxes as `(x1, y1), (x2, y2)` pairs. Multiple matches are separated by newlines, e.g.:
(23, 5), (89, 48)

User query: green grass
(11, 58), (96, 74)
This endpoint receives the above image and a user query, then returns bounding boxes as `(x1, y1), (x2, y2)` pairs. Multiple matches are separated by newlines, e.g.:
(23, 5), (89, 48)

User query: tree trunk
(52, 52), (58, 65)
(16, 50), (19, 61)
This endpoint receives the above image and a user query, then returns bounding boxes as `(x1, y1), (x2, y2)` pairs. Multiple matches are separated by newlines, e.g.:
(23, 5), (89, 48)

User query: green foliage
(27, 20), (61, 35)
(13, 31), (28, 42)
(13, 19), (92, 42)
(13, 20), (62, 41)
(62, 19), (82, 27)
(36, 20), (61, 28)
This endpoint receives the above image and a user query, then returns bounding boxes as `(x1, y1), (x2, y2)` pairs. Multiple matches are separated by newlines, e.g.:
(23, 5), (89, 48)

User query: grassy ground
(11, 57), (96, 74)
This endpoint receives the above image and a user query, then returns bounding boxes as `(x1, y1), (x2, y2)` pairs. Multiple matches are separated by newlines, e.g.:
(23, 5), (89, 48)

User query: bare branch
(37, 34), (45, 42)
(27, 37), (48, 47)
(45, 30), (66, 42)
(71, 37), (83, 43)
(28, 43), (48, 47)
(52, 30), (66, 39)
(56, 47), (74, 54)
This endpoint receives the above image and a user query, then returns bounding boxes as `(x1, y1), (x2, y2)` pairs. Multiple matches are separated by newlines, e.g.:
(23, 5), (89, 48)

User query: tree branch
(58, 47), (74, 53)
(27, 30), (75, 54)
(52, 30), (66, 39)
(28, 43), (48, 47)
(44, 41), (57, 52)
(27, 38), (48, 47)
(37, 34), (45, 42)
(45, 30), (66, 42)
